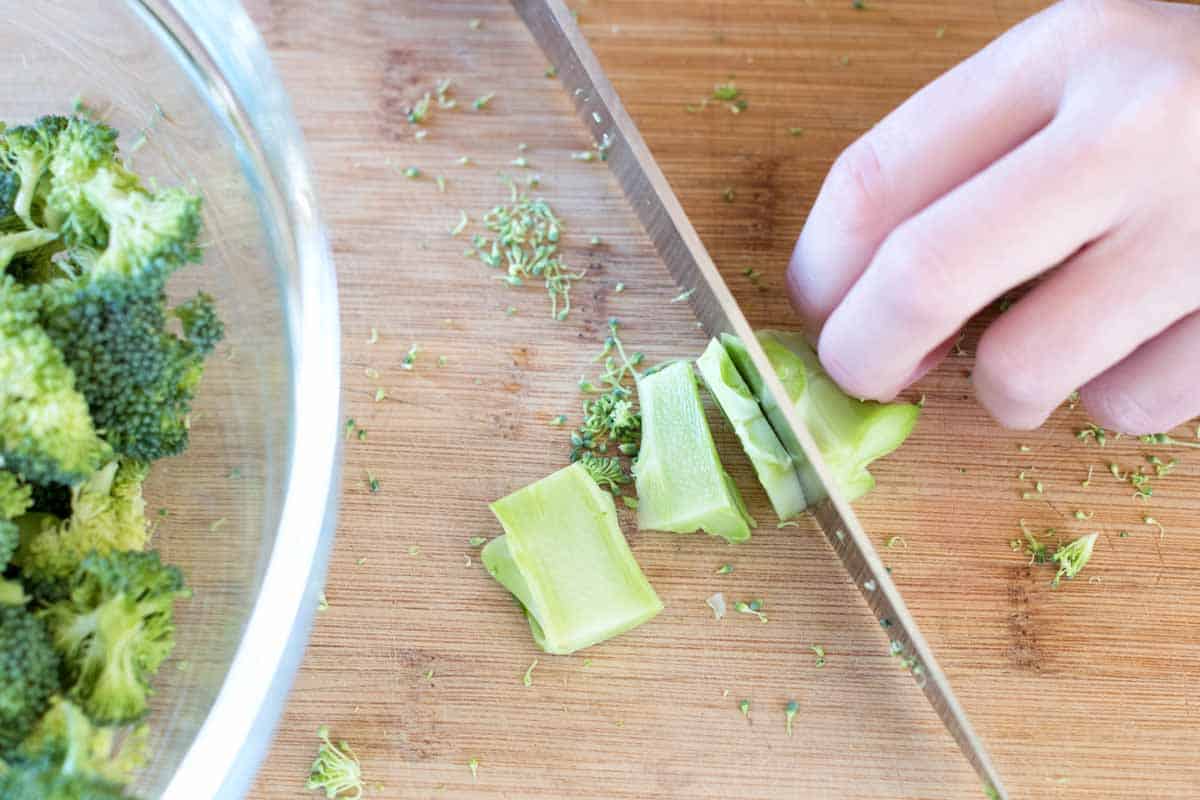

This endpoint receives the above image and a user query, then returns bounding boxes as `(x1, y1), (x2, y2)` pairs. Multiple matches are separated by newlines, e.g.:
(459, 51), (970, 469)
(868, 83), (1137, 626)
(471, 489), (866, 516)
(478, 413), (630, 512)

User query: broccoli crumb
(810, 644), (826, 668)
(522, 658), (539, 687)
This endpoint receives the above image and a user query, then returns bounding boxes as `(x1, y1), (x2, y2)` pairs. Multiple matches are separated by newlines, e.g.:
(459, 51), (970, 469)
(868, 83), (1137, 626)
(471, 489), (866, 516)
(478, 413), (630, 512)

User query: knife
(512, 1), (1008, 797)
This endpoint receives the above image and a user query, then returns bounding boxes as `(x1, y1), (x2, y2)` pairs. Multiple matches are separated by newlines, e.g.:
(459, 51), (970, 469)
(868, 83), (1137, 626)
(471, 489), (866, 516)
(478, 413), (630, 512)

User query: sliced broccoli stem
(696, 338), (806, 521)
(722, 331), (920, 504)
(633, 360), (755, 542)
(483, 462), (662, 654)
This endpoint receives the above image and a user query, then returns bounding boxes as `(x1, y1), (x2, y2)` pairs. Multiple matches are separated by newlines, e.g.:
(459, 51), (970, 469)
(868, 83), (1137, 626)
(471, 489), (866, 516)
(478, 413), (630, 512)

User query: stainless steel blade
(512, 1), (1008, 796)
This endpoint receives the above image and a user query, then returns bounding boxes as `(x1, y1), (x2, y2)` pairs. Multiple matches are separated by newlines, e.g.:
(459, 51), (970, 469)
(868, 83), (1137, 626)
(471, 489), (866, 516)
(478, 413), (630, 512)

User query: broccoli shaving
(1050, 533), (1098, 587)
(1140, 433), (1200, 449)
(306, 725), (364, 799)
(475, 188), (584, 319)
(569, 319), (643, 489)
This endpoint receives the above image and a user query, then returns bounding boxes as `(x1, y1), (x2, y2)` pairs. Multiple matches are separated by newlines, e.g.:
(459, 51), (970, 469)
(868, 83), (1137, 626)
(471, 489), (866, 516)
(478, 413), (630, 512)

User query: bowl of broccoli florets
(0, 2), (340, 798)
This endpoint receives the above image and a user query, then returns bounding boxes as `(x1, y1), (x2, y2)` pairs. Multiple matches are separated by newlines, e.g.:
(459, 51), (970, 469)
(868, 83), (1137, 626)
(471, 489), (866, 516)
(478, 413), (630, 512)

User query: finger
(817, 105), (1138, 402)
(1080, 311), (1200, 436)
(787, 1), (1081, 331)
(973, 210), (1200, 429)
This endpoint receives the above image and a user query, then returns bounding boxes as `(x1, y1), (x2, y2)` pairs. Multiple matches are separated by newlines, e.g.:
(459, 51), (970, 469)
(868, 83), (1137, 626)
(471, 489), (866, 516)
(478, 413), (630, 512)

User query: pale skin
(786, 0), (1200, 434)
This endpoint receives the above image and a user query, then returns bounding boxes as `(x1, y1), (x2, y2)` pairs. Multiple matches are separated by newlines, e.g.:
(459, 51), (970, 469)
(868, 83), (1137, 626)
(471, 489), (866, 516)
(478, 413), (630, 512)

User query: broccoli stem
(696, 338), (805, 521)
(633, 360), (755, 542)
(483, 463), (662, 654)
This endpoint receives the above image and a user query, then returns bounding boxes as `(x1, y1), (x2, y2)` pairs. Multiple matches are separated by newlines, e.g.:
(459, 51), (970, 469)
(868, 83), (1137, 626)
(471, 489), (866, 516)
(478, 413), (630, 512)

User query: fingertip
(1078, 382), (1161, 436)
(817, 322), (900, 403)
(785, 229), (833, 335)
(971, 331), (1058, 431)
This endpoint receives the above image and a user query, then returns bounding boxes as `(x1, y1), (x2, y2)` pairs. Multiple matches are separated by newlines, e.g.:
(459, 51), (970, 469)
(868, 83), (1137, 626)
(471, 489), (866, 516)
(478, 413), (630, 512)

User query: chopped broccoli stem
(723, 331), (919, 503)
(482, 463), (662, 654)
(633, 361), (755, 542)
(696, 338), (805, 521)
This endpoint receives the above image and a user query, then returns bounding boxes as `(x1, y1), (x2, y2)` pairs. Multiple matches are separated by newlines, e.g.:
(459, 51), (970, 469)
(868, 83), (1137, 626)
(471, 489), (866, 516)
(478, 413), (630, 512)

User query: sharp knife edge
(511, 1), (1008, 796)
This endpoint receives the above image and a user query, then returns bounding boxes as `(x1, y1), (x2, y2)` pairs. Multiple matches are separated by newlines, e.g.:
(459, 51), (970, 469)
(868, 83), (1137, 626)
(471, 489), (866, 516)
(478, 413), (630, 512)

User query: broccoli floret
(0, 469), (33, 566)
(0, 115), (68, 228)
(44, 115), (118, 198)
(37, 276), (223, 462)
(306, 726), (365, 800)
(71, 168), (202, 281)
(0, 749), (134, 800)
(13, 459), (149, 581)
(0, 604), (61, 752)
(41, 550), (188, 724)
(0, 114), (199, 286)
(0, 470), (33, 519)
(20, 698), (147, 787)
(0, 276), (111, 484)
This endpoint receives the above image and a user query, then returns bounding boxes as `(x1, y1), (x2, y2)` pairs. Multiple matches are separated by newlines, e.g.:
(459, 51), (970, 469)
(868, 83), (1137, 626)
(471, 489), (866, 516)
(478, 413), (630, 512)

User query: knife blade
(512, 1), (1008, 796)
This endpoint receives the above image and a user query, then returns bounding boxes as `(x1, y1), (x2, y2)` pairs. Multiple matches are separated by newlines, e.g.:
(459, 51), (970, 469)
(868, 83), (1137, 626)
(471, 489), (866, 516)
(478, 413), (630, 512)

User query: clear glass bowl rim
(131, 1), (343, 797)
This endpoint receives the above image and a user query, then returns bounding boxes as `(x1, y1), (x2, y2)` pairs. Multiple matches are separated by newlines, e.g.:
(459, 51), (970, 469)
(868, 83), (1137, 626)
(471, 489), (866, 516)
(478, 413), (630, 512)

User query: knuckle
(1058, 0), (1139, 35)
(822, 135), (890, 237)
(872, 221), (960, 331)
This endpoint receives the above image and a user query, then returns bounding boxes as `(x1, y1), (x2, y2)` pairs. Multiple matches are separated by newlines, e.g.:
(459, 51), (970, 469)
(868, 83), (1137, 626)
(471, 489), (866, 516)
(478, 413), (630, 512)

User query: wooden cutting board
(243, 1), (1200, 798)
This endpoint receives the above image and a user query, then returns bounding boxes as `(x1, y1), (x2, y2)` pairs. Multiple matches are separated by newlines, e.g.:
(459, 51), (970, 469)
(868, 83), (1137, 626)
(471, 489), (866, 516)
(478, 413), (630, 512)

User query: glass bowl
(4, 1), (340, 797)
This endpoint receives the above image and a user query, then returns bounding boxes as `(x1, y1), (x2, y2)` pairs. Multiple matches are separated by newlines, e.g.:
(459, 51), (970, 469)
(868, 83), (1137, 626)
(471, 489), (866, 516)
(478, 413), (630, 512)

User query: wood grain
(242, 1), (1200, 798)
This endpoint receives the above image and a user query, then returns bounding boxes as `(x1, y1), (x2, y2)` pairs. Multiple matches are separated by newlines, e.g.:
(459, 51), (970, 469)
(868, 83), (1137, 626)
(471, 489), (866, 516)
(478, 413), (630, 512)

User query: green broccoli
(13, 459), (149, 581)
(20, 698), (147, 786)
(0, 114), (198, 281)
(69, 167), (201, 280)
(0, 749), (134, 800)
(37, 276), (223, 461)
(306, 725), (365, 799)
(0, 110), (223, 794)
(0, 275), (111, 484)
(41, 550), (189, 724)
(0, 228), (58, 272)
(0, 470), (33, 565)
(0, 604), (61, 752)
(0, 115), (68, 228)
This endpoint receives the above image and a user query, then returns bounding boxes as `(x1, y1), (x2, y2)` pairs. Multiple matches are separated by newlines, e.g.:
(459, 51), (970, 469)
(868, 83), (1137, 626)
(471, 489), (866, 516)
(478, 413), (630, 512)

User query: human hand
(786, 0), (1200, 434)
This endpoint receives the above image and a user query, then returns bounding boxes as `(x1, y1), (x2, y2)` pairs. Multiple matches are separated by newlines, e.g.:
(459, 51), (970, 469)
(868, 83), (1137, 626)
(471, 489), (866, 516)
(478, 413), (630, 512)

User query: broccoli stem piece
(633, 360), (755, 542)
(723, 331), (919, 504)
(696, 338), (806, 521)
(482, 462), (663, 654)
